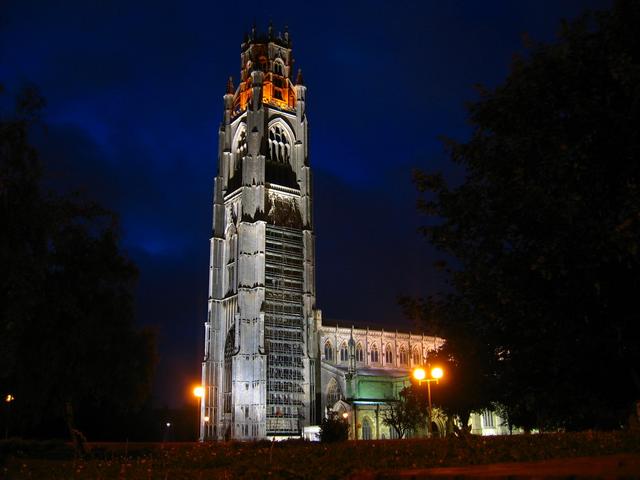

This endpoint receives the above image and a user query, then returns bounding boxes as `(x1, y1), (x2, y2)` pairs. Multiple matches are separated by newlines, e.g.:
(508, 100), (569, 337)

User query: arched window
(340, 342), (348, 362)
(236, 128), (247, 158)
(326, 378), (341, 407)
(227, 126), (247, 192)
(362, 416), (373, 440)
(385, 344), (393, 364)
(399, 347), (408, 366)
(273, 60), (284, 76)
(370, 344), (379, 363)
(268, 124), (291, 164)
(412, 348), (421, 366)
(356, 343), (364, 362)
(223, 327), (235, 413)
(324, 341), (333, 361)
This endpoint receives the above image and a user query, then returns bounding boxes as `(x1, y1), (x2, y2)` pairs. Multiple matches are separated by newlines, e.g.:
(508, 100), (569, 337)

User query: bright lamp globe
(431, 367), (443, 379)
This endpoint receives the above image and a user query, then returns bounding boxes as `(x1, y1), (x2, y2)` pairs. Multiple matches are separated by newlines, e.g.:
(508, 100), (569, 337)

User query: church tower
(200, 25), (318, 440)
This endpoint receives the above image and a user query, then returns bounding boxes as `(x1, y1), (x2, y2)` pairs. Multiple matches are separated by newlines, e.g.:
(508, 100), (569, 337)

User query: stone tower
(200, 25), (318, 440)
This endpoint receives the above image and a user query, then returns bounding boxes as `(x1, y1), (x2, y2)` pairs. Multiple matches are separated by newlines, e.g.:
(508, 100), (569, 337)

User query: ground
(2, 431), (639, 479)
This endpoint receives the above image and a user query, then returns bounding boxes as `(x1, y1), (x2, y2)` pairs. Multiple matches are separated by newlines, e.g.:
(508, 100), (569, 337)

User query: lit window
(385, 345), (393, 364)
(400, 347), (408, 365)
(326, 378), (341, 406)
(268, 125), (291, 163)
(324, 341), (333, 361)
(412, 348), (421, 365)
(482, 410), (495, 428)
(362, 417), (373, 440)
(236, 128), (247, 157)
(273, 60), (284, 76)
(340, 343), (348, 362)
(370, 345), (379, 363)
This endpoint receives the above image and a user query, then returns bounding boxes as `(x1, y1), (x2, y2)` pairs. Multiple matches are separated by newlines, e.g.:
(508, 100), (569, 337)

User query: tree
(382, 386), (428, 438)
(413, 0), (640, 430)
(401, 295), (496, 435)
(0, 85), (156, 442)
(319, 411), (349, 442)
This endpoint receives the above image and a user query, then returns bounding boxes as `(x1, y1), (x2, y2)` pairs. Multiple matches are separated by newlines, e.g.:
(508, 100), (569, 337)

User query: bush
(319, 412), (349, 442)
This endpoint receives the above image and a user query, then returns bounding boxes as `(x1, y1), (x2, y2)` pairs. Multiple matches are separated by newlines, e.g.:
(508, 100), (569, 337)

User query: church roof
(321, 317), (430, 337)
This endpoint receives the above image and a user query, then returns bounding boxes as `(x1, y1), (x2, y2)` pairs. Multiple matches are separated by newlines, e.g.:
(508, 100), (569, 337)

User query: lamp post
(412, 366), (444, 438)
(193, 386), (204, 441)
(4, 394), (14, 440)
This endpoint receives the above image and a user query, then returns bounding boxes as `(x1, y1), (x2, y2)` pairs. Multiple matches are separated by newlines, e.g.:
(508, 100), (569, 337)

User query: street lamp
(4, 394), (14, 440)
(412, 366), (444, 438)
(193, 386), (204, 441)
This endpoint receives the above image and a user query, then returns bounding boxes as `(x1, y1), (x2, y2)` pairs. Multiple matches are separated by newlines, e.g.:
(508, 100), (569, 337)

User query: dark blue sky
(2, 0), (610, 407)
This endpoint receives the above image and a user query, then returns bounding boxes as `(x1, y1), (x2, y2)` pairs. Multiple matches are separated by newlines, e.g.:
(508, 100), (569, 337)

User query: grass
(2, 431), (640, 479)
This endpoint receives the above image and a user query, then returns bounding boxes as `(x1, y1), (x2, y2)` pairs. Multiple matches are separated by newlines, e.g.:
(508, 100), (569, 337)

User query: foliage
(319, 411), (349, 442)
(411, 0), (640, 431)
(401, 296), (495, 433)
(2, 431), (640, 479)
(382, 386), (428, 438)
(0, 85), (156, 440)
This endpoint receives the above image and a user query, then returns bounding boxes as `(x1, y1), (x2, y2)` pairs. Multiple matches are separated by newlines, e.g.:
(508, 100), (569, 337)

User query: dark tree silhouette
(0, 85), (156, 443)
(410, 0), (640, 430)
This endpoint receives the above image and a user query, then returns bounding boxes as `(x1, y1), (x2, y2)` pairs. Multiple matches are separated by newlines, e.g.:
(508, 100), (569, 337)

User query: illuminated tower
(200, 25), (318, 440)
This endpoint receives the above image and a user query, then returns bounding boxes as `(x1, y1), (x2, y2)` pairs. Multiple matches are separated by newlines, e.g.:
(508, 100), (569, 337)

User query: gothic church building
(200, 26), (443, 441)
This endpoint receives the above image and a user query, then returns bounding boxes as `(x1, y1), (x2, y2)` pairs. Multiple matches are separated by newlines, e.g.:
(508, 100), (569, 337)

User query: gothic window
(226, 235), (237, 294)
(326, 378), (341, 407)
(482, 410), (495, 428)
(362, 416), (373, 440)
(340, 342), (348, 362)
(356, 343), (364, 362)
(385, 344), (393, 364)
(400, 347), (408, 366)
(324, 341), (333, 361)
(223, 327), (235, 413)
(273, 60), (284, 76)
(268, 125), (291, 164)
(412, 347), (421, 366)
(370, 344), (379, 363)
(236, 128), (247, 158)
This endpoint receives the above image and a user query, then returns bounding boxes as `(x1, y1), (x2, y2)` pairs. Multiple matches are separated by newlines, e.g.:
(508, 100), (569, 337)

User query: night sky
(2, 0), (610, 407)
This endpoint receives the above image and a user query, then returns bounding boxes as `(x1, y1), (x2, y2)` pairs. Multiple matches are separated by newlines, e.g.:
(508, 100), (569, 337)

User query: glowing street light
(412, 366), (444, 438)
(4, 394), (15, 439)
(193, 385), (205, 441)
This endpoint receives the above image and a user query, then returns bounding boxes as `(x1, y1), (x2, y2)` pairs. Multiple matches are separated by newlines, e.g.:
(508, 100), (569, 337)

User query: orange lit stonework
(234, 74), (296, 115)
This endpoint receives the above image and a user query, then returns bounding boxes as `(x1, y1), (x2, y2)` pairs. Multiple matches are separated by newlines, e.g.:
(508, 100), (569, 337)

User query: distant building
(317, 319), (442, 439)
(199, 25), (500, 441)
